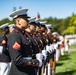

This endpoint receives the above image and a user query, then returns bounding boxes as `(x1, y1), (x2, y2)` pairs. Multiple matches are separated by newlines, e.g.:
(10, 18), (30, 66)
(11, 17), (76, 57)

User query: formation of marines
(0, 8), (65, 75)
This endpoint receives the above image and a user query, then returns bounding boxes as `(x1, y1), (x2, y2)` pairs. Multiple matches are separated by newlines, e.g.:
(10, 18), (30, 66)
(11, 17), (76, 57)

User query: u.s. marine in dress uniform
(7, 8), (40, 75)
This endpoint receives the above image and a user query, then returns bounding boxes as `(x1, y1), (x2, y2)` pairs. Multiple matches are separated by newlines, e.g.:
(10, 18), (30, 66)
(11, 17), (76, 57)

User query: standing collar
(14, 26), (25, 34)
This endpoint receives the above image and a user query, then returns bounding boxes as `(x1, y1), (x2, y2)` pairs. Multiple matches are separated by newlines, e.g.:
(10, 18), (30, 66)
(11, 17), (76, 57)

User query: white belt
(0, 46), (3, 54)
(23, 57), (32, 60)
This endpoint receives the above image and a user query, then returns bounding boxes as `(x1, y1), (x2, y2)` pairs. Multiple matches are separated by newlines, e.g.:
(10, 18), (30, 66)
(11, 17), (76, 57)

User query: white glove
(42, 50), (47, 60)
(36, 53), (43, 67)
(46, 45), (50, 52)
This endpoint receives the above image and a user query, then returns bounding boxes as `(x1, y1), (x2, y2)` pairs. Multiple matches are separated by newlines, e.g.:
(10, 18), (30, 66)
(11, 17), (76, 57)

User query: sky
(0, 0), (76, 20)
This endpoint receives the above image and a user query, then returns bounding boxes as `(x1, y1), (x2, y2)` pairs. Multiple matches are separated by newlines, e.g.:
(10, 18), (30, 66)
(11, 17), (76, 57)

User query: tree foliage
(42, 16), (70, 35)
(0, 13), (76, 35)
(0, 18), (10, 25)
(63, 14), (76, 34)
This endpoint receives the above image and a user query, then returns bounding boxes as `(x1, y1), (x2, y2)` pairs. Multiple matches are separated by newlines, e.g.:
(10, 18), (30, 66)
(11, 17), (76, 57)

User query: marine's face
(47, 28), (51, 34)
(40, 27), (45, 32)
(2, 28), (9, 34)
(9, 27), (14, 33)
(36, 26), (40, 32)
(18, 17), (28, 29)
(29, 24), (36, 32)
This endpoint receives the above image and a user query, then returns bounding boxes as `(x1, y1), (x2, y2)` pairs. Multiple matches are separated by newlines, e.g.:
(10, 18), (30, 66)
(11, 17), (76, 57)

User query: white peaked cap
(28, 17), (36, 20)
(28, 17), (36, 23)
(39, 21), (47, 24)
(46, 24), (52, 28)
(39, 21), (47, 27)
(9, 24), (15, 28)
(52, 32), (59, 36)
(0, 23), (9, 29)
(10, 8), (30, 19)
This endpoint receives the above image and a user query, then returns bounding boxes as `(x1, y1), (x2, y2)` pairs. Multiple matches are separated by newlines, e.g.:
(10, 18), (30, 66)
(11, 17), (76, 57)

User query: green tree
(0, 18), (10, 25)
(63, 14), (76, 34)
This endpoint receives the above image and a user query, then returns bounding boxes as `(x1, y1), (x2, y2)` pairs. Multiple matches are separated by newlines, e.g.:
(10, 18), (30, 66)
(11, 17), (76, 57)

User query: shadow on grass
(56, 62), (64, 66)
(55, 70), (76, 75)
(59, 54), (70, 61)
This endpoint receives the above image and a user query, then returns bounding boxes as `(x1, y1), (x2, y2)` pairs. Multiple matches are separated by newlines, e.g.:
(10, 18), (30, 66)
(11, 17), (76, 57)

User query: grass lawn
(56, 52), (76, 75)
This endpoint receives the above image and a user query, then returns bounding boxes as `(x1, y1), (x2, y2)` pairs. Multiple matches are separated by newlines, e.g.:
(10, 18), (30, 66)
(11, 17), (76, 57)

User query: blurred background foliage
(0, 11), (76, 35)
